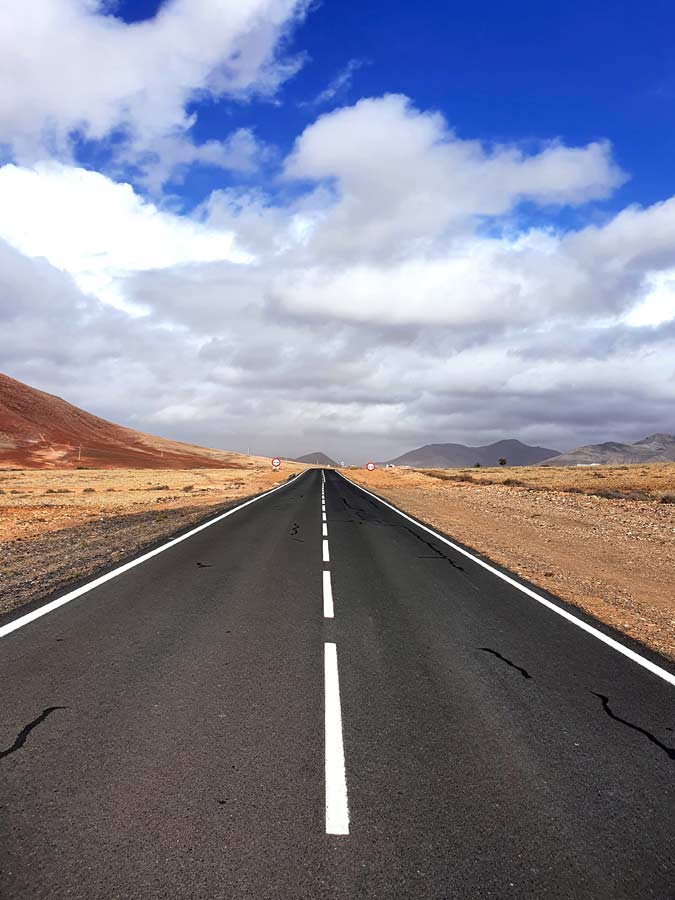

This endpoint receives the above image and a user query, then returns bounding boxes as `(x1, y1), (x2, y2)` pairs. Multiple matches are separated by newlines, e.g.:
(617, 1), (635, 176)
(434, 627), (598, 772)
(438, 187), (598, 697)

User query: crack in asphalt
(403, 526), (465, 572)
(590, 692), (675, 761)
(290, 522), (305, 542)
(341, 497), (370, 521)
(0, 707), (67, 760)
(196, 562), (213, 568)
(480, 648), (532, 679)
(340, 489), (480, 589)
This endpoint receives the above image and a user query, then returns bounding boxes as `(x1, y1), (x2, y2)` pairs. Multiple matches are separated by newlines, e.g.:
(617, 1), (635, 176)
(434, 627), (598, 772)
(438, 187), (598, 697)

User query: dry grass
(0, 459), (304, 544)
(419, 461), (675, 502)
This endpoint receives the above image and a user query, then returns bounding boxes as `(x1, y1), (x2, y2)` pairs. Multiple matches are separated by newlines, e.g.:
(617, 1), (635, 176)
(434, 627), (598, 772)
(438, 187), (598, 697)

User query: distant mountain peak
(634, 433), (674, 445)
(386, 438), (561, 469)
(292, 451), (337, 466)
(540, 433), (675, 466)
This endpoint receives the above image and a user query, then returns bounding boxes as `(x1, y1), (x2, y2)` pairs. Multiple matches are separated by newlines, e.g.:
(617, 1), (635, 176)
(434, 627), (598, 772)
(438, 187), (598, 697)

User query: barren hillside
(0, 372), (243, 470)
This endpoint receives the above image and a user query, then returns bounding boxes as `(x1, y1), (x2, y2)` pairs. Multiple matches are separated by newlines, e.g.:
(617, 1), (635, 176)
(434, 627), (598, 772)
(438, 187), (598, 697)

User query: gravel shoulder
(347, 463), (675, 662)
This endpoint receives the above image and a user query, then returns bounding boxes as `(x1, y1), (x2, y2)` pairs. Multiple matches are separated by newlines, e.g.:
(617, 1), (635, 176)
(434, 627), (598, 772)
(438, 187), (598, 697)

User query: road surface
(1, 468), (674, 898)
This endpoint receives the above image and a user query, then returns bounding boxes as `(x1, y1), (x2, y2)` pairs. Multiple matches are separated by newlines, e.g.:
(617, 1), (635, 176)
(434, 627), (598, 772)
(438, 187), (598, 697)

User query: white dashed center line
(323, 570), (334, 619)
(321, 473), (349, 834)
(324, 642), (349, 834)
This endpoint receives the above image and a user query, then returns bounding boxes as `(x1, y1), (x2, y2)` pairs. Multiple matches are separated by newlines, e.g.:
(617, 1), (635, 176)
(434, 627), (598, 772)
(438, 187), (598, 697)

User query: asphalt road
(1, 468), (674, 899)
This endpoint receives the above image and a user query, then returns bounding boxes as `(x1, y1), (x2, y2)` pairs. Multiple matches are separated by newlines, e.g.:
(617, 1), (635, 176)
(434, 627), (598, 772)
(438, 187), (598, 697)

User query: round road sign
(272, 457), (281, 468)
(366, 461), (375, 471)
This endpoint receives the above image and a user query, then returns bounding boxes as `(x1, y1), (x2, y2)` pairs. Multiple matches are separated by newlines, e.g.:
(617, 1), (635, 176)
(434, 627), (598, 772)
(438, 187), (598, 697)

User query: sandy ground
(0, 460), (305, 617)
(346, 463), (675, 662)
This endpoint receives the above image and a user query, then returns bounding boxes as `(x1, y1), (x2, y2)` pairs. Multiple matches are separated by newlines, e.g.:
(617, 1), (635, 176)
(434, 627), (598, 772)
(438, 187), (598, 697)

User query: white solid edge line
(323, 539), (330, 562)
(323, 570), (334, 619)
(338, 472), (675, 689)
(325, 642), (349, 834)
(322, 523), (328, 537)
(0, 471), (310, 640)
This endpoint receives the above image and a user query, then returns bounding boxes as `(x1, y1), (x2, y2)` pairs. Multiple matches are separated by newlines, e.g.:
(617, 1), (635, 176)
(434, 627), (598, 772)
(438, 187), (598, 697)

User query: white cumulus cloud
(0, 162), (251, 311)
(284, 95), (625, 259)
(2, 88), (675, 460)
(0, 0), (308, 177)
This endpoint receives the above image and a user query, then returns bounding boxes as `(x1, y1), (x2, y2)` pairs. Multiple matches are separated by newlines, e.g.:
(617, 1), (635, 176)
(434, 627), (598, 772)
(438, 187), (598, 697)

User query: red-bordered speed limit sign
(272, 457), (281, 468)
(366, 461), (375, 471)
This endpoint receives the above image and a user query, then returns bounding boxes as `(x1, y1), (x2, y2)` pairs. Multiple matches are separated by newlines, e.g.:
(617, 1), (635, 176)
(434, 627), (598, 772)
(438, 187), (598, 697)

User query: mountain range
(2, 372), (674, 470)
(539, 434), (675, 466)
(385, 439), (561, 468)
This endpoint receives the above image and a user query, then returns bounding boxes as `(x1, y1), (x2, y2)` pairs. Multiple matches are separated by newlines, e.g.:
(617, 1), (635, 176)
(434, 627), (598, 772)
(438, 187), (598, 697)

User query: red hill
(0, 372), (241, 470)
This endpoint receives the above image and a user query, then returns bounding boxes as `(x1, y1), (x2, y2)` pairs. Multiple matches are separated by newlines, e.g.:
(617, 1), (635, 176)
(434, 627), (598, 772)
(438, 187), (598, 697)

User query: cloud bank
(0, 5), (673, 460)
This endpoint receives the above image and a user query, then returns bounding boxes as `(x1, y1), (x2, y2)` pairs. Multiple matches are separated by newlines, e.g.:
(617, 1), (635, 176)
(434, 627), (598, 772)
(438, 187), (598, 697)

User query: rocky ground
(0, 461), (304, 617)
(347, 463), (675, 662)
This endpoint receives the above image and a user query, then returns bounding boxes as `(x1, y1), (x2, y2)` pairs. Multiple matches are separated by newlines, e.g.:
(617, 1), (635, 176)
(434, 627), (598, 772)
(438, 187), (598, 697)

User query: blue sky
(0, 0), (674, 460)
(104, 0), (675, 214)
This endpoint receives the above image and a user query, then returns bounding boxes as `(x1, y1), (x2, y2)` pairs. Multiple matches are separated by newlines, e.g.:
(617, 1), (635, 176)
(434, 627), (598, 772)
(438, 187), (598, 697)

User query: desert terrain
(347, 463), (675, 661)
(3, 438), (675, 664)
(0, 459), (305, 617)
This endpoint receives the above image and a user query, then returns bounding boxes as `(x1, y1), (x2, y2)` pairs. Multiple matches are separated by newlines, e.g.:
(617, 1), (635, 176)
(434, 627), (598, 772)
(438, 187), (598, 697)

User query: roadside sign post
(272, 457), (281, 471)
(366, 462), (375, 471)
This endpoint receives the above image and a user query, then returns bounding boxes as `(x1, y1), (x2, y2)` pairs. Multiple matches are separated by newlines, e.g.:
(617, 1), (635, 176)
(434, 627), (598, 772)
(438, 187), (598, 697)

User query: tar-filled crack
(196, 562), (213, 568)
(341, 496), (376, 523)
(480, 648), (532, 679)
(341, 496), (365, 514)
(590, 692), (675, 761)
(289, 523), (304, 542)
(403, 527), (464, 571)
(0, 707), (67, 760)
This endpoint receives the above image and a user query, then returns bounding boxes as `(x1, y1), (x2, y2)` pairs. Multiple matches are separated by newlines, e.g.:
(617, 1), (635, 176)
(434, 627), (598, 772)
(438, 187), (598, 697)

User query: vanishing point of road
(1, 468), (674, 898)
